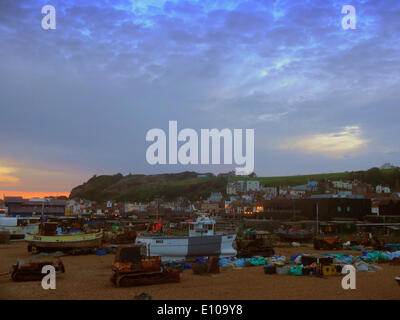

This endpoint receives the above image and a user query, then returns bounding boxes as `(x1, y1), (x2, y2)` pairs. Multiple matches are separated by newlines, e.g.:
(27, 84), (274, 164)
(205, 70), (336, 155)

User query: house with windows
(376, 185), (391, 194)
(332, 180), (353, 190)
(246, 180), (260, 192)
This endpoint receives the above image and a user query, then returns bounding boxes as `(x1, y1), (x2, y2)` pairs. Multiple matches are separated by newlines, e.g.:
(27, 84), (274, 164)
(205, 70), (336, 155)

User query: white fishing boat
(0, 216), (40, 239)
(136, 214), (237, 261)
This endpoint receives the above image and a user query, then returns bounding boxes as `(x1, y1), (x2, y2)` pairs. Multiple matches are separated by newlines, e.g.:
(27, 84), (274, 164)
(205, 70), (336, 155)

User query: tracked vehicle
(111, 244), (180, 287)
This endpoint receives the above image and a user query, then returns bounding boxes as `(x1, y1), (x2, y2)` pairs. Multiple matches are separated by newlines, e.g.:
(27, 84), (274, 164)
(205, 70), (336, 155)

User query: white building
(226, 181), (246, 195)
(125, 202), (148, 213)
(279, 187), (290, 195)
(332, 180), (353, 190)
(66, 199), (81, 215)
(376, 185), (391, 193)
(289, 190), (306, 197)
(380, 163), (395, 170)
(208, 192), (223, 203)
(263, 186), (277, 197)
(226, 182), (237, 195)
(246, 180), (260, 192)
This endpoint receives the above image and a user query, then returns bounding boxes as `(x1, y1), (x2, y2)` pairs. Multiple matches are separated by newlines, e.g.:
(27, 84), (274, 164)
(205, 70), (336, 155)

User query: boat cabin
(0, 216), (40, 227)
(188, 215), (216, 237)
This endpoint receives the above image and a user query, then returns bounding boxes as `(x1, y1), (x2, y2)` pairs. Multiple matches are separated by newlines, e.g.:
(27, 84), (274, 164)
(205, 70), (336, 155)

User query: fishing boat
(25, 222), (103, 252)
(135, 214), (237, 261)
(0, 216), (40, 239)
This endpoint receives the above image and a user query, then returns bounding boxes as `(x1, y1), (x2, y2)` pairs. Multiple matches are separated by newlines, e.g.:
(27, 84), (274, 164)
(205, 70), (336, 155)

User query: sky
(0, 0), (400, 195)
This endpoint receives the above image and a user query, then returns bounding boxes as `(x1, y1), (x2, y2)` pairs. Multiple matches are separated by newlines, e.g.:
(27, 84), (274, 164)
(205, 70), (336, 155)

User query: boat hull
(136, 233), (237, 261)
(25, 232), (103, 249)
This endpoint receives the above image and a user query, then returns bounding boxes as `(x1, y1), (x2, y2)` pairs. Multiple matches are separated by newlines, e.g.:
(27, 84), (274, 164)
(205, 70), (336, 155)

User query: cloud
(0, 0), (400, 187)
(0, 159), (83, 191)
(0, 166), (21, 186)
(258, 112), (289, 122)
(279, 126), (369, 158)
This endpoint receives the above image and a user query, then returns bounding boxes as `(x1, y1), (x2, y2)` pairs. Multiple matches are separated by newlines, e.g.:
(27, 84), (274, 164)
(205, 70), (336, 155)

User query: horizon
(1, 163), (396, 199)
(1, 0), (400, 194)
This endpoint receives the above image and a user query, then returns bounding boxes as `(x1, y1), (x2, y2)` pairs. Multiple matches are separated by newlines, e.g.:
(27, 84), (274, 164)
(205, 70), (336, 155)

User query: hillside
(229, 167), (400, 188)
(69, 171), (227, 202)
(69, 167), (400, 202)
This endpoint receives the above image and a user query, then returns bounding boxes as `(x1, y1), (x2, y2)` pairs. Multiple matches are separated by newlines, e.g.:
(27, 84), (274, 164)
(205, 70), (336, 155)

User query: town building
(376, 185), (391, 193)
(207, 192), (223, 203)
(332, 180), (353, 190)
(4, 197), (66, 217)
(261, 195), (371, 221)
(125, 202), (148, 213)
(263, 186), (277, 198)
(352, 182), (373, 195)
(218, 171), (236, 178)
(226, 181), (245, 195)
(201, 202), (220, 214)
(307, 179), (319, 191)
(246, 180), (260, 192)
(371, 199), (400, 216)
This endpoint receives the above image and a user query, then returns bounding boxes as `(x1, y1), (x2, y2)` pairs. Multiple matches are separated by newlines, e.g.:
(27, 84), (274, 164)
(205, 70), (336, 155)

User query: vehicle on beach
(111, 244), (180, 287)
(236, 230), (275, 258)
(11, 258), (65, 282)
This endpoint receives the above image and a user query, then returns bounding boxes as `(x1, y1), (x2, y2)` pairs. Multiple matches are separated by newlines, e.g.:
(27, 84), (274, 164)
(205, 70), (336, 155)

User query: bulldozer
(236, 230), (275, 258)
(111, 244), (181, 287)
(11, 258), (65, 282)
(313, 236), (343, 250)
(349, 234), (385, 250)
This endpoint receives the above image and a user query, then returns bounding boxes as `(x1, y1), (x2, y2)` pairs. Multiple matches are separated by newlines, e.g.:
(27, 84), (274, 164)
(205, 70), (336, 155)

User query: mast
(40, 199), (45, 234)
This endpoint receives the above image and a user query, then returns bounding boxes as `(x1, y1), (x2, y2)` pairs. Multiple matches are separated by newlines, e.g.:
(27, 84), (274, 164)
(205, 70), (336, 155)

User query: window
(337, 206), (342, 213)
(346, 206), (351, 212)
(156, 240), (163, 244)
(208, 224), (213, 230)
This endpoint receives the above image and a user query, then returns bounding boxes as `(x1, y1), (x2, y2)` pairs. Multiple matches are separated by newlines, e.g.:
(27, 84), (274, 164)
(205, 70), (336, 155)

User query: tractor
(11, 258), (65, 282)
(111, 244), (180, 287)
(236, 230), (275, 258)
(313, 236), (343, 250)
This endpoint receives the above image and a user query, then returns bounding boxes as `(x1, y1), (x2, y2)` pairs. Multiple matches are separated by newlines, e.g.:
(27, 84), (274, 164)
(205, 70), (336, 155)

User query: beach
(0, 242), (399, 300)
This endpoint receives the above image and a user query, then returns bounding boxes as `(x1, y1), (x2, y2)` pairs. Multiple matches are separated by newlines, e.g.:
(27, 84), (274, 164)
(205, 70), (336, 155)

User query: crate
(320, 265), (337, 276)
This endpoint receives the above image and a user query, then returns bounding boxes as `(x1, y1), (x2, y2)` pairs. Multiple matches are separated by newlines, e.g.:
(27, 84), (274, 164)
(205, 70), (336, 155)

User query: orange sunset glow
(0, 190), (70, 200)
